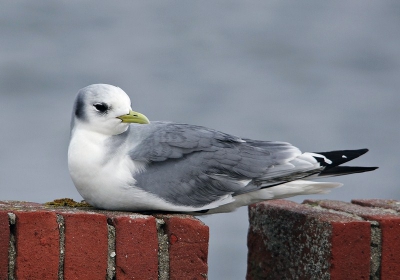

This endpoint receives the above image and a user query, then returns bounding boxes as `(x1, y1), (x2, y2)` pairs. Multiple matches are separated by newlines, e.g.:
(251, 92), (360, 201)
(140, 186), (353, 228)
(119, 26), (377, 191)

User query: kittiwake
(68, 84), (378, 214)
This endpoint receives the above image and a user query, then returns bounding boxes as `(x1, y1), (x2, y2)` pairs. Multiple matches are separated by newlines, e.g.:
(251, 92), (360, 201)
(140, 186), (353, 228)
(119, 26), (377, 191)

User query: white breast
(68, 129), (137, 206)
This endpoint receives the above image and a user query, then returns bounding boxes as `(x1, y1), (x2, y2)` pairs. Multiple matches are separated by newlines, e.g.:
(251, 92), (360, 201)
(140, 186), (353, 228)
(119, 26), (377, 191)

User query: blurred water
(1, 1), (399, 279)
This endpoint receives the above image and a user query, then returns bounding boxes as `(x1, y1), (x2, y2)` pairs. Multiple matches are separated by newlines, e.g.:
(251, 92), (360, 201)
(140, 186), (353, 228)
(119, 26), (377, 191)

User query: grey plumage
(116, 122), (308, 207)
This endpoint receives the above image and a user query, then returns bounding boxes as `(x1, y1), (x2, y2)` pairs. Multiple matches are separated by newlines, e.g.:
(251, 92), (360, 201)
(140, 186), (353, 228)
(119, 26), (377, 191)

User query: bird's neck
(68, 129), (110, 170)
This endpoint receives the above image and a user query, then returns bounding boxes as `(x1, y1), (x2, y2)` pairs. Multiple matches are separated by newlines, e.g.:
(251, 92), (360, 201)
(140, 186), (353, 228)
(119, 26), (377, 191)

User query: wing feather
(128, 122), (312, 208)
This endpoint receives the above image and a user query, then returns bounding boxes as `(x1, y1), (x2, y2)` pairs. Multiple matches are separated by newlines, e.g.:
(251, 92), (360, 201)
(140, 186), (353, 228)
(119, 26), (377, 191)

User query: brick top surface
(251, 199), (368, 224)
(352, 199), (400, 212)
(0, 201), (211, 222)
(0, 200), (44, 209)
(304, 199), (400, 221)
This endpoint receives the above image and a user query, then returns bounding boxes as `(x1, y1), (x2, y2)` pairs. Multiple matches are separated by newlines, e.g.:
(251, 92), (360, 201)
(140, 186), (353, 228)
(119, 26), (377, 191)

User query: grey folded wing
(128, 122), (304, 208)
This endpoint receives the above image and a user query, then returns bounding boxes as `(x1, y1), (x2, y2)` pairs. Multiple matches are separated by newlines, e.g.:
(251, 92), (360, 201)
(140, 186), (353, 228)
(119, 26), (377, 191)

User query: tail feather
(204, 180), (342, 214)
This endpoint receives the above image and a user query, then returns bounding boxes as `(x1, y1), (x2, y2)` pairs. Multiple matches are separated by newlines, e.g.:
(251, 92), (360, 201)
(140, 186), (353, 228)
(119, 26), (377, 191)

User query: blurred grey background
(0, 1), (399, 279)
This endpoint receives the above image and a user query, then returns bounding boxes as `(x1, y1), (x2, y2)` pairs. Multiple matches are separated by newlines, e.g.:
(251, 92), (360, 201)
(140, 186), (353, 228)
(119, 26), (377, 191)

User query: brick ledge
(247, 199), (400, 280)
(0, 201), (209, 280)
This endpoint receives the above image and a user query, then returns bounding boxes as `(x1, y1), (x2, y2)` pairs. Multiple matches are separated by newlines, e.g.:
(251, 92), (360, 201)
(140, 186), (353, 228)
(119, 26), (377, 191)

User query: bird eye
(93, 103), (109, 113)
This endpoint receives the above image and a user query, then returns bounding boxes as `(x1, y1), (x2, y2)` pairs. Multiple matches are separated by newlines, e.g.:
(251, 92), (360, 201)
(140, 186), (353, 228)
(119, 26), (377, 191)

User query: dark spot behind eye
(75, 93), (86, 120)
(93, 103), (109, 113)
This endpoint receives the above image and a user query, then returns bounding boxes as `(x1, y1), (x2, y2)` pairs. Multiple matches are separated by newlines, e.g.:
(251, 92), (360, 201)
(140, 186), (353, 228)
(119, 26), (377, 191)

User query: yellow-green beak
(117, 110), (150, 124)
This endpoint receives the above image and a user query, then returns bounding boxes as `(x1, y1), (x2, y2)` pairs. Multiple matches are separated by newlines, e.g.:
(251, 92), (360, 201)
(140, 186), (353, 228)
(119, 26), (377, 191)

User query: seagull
(68, 84), (377, 214)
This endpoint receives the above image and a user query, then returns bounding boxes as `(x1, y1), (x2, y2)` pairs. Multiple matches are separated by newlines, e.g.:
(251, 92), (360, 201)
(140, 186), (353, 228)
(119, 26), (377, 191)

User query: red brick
(163, 215), (209, 280)
(379, 219), (400, 277)
(62, 212), (108, 279)
(305, 199), (400, 279)
(13, 211), (59, 279)
(109, 214), (158, 279)
(0, 211), (9, 280)
(330, 222), (370, 280)
(0, 201), (211, 280)
(247, 200), (370, 280)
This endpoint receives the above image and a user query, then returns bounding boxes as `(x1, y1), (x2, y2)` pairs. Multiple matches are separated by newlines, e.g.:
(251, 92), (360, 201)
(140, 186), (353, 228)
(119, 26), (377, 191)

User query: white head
(71, 84), (149, 136)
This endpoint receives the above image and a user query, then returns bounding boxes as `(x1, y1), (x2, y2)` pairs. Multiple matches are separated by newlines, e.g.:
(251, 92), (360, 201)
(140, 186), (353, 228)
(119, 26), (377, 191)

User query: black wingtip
(319, 166), (378, 177)
(312, 148), (371, 169)
(366, 166), (379, 171)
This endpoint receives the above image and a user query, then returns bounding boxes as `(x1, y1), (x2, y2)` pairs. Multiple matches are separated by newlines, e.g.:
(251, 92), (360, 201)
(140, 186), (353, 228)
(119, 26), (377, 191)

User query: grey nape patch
(74, 92), (87, 121)
(156, 218), (169, 280)
(107, 222), (116, 280)
(56, 214), (65, 280)
(8, 213), (16, 280)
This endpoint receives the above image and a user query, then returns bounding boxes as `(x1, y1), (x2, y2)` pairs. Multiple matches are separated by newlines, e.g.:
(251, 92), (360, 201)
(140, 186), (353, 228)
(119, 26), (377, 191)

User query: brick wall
(0, 201), (208, 280)
(247, 199), (400, 280)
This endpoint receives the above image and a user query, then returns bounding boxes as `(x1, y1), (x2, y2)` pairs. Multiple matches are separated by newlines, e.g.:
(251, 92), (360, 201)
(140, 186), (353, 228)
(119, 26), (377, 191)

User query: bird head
(71, 84), (149, 136)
